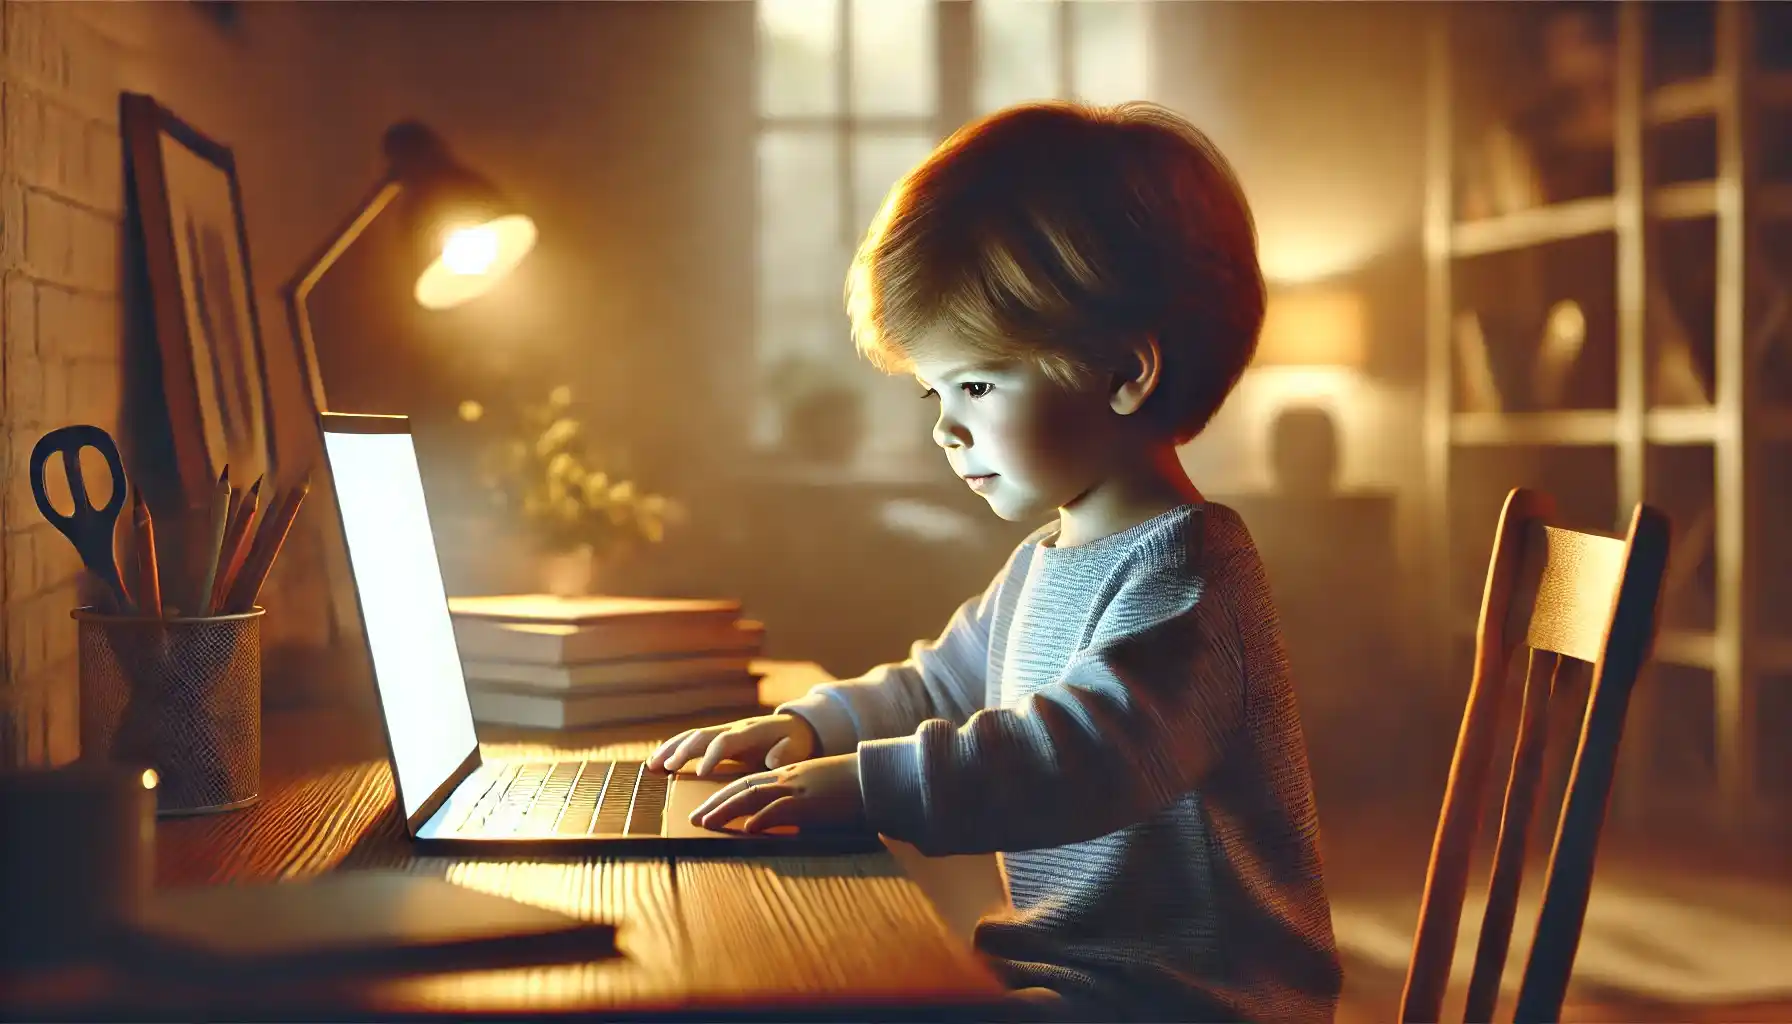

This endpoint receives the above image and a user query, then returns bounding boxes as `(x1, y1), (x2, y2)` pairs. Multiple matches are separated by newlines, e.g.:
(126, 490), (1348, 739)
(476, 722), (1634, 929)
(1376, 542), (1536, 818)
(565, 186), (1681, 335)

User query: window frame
(751, 0), (1152, 479)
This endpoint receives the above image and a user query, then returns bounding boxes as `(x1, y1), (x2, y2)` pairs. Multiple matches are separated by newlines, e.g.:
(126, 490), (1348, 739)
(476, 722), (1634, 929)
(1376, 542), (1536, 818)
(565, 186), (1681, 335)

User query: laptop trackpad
(664, 772), (800, 839)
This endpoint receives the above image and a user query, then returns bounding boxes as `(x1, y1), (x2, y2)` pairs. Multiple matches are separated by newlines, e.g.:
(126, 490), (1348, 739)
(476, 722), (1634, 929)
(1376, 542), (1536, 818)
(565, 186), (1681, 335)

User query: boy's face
(910, 338), (1118, 522)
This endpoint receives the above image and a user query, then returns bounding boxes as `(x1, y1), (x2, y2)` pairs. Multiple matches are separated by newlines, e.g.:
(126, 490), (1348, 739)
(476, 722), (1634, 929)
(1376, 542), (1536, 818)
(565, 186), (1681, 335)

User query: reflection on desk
(2, 702), (1004, 1020)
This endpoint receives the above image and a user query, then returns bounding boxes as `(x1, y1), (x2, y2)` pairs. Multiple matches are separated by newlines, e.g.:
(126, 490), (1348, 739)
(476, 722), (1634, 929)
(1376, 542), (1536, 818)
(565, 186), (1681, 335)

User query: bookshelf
(1422, 2), (1792, 834)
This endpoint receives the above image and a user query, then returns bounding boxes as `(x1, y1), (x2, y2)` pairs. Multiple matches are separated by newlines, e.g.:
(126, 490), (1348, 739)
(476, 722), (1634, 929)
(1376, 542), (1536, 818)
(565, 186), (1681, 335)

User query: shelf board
(1449, 408), (1792, 447)
(1450, 197), (1614, 258)
(1655, 628), (1718, 670)
(1646, 71), (1792, 125)
(1645, 408), (1717, 445)
(1655, 629), (1792, 674)
(1651, 181), (1717, 221)
(1452, 410), (1618, 445)
(1452, 183), (1792, 259)
(1649, 76), (1722, 124)
(1649, 180), (1792, 222)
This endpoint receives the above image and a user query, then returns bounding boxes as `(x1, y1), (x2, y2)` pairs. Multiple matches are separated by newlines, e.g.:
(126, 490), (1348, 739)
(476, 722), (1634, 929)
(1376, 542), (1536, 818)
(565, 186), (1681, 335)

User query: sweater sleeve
(773, 574), (1000, 757)
(854, 567), (1246, 856)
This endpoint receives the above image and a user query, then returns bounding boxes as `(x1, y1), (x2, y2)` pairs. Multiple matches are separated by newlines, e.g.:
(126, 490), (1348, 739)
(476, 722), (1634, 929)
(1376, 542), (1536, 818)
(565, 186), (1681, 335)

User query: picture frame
(121, 92), (276, 503)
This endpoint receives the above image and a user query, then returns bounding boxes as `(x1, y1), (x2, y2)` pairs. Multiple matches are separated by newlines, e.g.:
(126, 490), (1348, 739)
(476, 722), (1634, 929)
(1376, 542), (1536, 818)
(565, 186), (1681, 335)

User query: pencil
(210, 476), (262, 614)
(131, 487), (162, 619)
(192, 469), (232, 618)
(104, 513), (133, 615)
(221, 478), (309, 614)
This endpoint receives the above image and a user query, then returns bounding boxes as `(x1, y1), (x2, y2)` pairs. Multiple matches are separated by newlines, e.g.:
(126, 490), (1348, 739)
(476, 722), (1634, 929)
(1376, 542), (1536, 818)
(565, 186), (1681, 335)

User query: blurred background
(2, 1), (1791, 1018)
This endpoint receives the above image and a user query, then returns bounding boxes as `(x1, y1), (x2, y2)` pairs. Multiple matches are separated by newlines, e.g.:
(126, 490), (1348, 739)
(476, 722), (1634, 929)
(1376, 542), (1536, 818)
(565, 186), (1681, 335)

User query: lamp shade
(382, 121), (537, 310)
(1254, 287), (1368, 368)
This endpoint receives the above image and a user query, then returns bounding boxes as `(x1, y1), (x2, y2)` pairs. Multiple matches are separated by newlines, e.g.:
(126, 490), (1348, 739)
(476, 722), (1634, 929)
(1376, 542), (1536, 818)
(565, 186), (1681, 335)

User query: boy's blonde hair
(846, 101), (1264, 443)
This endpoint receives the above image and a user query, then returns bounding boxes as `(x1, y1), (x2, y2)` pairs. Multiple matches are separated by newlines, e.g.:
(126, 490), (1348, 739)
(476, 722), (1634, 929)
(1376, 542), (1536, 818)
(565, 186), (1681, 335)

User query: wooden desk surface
(8, 683), (1005, 1020)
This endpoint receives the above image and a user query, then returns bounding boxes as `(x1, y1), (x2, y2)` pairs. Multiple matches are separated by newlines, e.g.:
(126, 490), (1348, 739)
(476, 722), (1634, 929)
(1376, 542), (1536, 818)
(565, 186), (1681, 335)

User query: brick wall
(0, 1), (352, 765)
(0, 0), (134, 765)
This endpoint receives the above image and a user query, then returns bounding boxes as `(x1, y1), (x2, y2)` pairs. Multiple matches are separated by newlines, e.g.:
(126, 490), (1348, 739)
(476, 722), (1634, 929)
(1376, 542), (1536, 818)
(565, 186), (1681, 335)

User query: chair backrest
(1400, 488), (1672, 1023)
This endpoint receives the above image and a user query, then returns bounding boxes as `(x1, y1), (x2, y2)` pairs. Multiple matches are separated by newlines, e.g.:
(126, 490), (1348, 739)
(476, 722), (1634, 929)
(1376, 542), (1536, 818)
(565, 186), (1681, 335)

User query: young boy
(649, 101), (1342, 1022)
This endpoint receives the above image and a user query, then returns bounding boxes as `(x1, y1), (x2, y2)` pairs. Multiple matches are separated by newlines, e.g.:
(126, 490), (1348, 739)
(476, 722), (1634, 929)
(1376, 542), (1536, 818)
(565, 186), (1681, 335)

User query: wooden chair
(1400, 488), (1672, 1023)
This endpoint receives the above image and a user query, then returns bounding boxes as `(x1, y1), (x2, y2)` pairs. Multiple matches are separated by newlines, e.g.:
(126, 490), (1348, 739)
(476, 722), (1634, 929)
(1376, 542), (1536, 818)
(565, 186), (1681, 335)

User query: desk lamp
(1253, 287), (1367, 496)
(281, 121), (538, 412)
(279, 121), (535, 649)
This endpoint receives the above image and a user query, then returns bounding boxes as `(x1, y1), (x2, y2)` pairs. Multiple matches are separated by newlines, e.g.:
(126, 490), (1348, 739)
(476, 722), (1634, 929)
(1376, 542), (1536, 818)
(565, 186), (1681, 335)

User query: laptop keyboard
(449, 761), (668, 838)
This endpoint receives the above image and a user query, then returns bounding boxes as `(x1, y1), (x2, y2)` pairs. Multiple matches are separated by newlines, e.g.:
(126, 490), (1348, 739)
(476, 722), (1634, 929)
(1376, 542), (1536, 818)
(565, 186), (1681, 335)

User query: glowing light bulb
(441, 225), (500, 276)
(415, 214), (536, 310)
(141, 768), (159, 790)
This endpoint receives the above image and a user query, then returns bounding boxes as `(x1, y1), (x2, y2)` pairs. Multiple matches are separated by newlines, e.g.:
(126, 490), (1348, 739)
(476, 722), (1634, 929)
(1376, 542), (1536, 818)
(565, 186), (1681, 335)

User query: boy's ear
(1110, 336), (1162, 416)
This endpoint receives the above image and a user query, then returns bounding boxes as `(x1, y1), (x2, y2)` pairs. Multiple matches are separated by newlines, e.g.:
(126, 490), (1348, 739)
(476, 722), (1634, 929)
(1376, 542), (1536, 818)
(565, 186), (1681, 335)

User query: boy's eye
(918, 382), (992, 399)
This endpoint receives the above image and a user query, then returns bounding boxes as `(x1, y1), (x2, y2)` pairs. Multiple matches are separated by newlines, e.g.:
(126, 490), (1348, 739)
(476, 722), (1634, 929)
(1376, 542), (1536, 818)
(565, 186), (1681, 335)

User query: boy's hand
(647, 712), (820, 776)
(689, 753), (866, 834)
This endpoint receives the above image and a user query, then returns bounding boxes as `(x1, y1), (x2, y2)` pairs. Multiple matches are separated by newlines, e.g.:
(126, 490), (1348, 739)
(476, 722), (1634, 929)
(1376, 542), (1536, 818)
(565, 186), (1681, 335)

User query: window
(975, 0), (1152, 114)
(754, 0), (1153, 478)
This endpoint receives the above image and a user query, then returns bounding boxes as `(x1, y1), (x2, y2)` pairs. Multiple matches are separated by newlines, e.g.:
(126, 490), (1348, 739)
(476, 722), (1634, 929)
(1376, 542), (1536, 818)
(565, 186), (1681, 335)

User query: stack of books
(448, 594), (767, 730)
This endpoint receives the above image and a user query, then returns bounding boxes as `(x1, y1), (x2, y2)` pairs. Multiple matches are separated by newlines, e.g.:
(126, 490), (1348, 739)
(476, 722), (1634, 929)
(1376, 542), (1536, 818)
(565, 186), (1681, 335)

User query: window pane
(758, 306), (850, 373)
(974, 0), (1062, 114)
(753, 307), (856, 448)
(758, 131), (846, 309)
(851, 132), (936, 241)
(849, 0), (936, 116)
(760, 0), (840, 117)
(1070, 1), (1150, 105)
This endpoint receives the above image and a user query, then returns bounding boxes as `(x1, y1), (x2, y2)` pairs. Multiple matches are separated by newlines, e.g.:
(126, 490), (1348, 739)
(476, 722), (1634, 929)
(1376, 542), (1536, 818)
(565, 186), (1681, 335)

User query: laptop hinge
(408, 746), (483, 835)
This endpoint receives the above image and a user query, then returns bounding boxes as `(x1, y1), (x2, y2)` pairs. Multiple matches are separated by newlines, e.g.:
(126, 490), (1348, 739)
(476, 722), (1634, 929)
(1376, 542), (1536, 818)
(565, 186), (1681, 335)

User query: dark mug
(0, 760), (156, 965)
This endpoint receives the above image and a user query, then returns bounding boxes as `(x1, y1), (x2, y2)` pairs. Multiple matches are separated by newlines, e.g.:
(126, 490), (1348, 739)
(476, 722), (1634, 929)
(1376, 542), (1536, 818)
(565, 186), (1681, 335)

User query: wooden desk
(6, 696), (1005, 1020)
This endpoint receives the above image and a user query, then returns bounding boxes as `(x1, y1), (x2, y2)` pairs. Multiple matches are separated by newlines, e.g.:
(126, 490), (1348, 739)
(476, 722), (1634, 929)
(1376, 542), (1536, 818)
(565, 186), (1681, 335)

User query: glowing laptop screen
(321, 421), (479, 824)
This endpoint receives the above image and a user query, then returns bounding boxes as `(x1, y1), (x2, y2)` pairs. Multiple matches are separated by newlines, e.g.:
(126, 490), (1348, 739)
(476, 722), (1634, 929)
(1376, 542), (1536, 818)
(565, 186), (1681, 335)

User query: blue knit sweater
(778, 504), (1343, 1021)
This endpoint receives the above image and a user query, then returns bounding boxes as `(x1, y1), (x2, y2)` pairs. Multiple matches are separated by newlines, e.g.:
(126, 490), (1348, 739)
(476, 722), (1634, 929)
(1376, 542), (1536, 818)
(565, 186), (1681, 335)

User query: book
(454, 617), (763, 666)
(467, 676), (763, 729)
(463, 651), (758, 692)
(122, 870), (617, 980)
(449, 593), (761, 665)
(448, 594), (743, 626)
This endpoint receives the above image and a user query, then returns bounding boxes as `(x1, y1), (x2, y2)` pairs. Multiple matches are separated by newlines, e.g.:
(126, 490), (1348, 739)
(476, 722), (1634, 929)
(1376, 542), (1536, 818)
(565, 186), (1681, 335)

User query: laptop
(318, 411), (881, 854)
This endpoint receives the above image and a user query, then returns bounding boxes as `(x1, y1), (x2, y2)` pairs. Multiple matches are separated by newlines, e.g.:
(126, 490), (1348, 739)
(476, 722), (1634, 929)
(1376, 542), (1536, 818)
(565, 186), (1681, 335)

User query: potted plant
(458, 386), (682, 596)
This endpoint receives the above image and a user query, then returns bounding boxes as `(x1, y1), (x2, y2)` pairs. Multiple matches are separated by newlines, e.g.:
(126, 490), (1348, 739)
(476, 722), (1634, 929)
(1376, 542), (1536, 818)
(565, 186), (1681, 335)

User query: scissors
(30, 425), (132, 613)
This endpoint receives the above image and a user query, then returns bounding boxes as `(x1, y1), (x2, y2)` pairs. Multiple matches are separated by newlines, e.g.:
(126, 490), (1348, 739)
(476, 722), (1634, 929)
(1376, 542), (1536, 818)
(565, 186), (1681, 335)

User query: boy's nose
(932, 411), (969, 450)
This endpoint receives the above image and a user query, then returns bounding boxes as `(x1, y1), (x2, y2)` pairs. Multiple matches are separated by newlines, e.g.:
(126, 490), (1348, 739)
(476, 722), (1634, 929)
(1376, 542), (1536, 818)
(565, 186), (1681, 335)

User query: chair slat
(1464, 651), (1565, 1023)
(1519, 524), (1628, 662)
(1401, 490), (1671, 1024)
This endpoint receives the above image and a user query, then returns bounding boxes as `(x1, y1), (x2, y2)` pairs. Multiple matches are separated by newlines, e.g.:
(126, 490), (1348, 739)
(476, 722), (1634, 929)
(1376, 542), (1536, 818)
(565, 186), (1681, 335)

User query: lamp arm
(280, 175), (405, 415)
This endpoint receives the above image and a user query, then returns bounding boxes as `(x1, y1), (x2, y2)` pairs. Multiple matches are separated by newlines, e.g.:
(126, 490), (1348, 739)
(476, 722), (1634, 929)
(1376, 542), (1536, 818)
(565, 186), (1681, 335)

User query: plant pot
(538, 544), (596, 598)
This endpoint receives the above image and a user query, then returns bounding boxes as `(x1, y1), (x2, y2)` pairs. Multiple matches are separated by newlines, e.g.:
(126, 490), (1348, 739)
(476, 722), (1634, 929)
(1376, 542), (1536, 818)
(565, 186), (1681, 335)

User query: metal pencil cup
(75, 607), (264, 816)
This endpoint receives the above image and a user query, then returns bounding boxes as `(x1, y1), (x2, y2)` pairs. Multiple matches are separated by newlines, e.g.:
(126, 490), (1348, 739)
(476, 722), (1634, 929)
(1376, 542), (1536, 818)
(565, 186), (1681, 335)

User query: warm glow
(442, 225), (500, 275)
(1257, 229), (1389, 287)
(141, 768), (159, 790)
(1255, 287), (1368, 368)
(414, 213), (537, 310)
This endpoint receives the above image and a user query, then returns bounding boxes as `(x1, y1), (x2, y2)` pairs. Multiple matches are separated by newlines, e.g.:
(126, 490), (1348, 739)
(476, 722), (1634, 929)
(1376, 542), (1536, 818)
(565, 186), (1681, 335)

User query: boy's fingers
(697, 727), (758, 777)
(695, 779), (789, 829)
(690, 771), (763, 821)
(668, 729), (719, 772)
(649, 730), (694, 770)
(764, 735), (795, 769)
(687, 775), (743, 822)
(743, 795), (803, 833)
